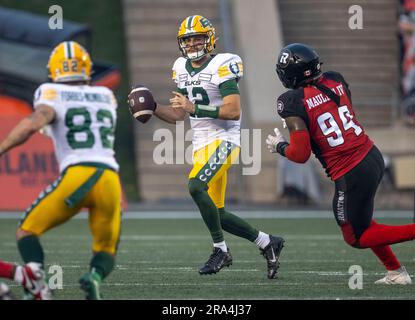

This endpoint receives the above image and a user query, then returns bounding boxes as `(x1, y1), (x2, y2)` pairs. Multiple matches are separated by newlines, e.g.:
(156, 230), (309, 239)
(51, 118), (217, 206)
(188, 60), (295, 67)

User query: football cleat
(260, 235), (285, 279)
(16, 262), (51, 300)
(199, 247), (233, 275)
(0, 282), (16, 300)
(80, 272), (102, 300)
(374, 266), (412, 285)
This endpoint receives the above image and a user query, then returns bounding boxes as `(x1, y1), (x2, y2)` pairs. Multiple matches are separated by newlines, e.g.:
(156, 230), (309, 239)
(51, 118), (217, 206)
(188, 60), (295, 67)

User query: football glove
(266, 128), (289, 155)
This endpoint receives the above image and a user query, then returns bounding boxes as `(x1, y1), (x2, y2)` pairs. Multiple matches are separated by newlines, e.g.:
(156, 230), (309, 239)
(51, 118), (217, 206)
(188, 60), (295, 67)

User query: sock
(13, 266), (24, 284)
(254, 231), (271, 249)
(0, 260), (15, 280)
(213, 241), (228, 252)
(359, 220), (415, 248)
(218, 208), (259, 242)
(17, 235), (44, 266)
(90, 252), (115, 280)
(370, 245), (401, 271)
(189, 178), (224, 242)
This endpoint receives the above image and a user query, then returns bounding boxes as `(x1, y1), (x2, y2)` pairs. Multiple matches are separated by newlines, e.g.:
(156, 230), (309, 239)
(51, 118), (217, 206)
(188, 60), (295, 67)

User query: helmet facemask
(178, 33), (213, 61)
(177, 15), (216, 61)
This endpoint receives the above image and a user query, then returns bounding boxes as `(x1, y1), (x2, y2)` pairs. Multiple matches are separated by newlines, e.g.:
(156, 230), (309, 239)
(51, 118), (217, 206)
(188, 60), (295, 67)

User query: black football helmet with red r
(276, 43), (322, 89)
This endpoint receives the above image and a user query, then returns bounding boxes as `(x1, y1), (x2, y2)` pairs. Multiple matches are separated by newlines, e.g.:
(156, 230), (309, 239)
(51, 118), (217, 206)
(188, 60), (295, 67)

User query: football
(128, 85), (156, 123)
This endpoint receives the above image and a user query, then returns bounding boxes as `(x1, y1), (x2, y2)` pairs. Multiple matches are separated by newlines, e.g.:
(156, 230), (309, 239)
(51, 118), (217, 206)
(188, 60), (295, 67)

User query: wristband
(276, 141), (289, 156)
(194, 104), (220, 119)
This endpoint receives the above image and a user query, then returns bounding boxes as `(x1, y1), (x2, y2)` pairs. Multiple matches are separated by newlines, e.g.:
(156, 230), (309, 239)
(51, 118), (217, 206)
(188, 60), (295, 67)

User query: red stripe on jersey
(303, 76), (373, 180)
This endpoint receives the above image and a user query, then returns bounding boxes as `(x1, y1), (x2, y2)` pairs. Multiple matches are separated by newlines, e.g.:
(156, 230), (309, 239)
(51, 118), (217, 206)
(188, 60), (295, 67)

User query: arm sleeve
(219, 79), (239, 97)
(284, 130), (311, 163)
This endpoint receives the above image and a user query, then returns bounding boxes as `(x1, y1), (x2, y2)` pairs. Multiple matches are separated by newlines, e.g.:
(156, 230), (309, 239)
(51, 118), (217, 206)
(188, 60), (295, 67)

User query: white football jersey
(33, 83), (119, 172)
(172, 53), (243, 151)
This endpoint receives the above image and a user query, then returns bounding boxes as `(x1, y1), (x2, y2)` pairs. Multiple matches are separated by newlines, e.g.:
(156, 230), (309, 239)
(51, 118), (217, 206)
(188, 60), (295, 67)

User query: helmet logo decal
(279, 52), (290, 66)
(277, 100), (284, 113)
(200, 17), (212, 28)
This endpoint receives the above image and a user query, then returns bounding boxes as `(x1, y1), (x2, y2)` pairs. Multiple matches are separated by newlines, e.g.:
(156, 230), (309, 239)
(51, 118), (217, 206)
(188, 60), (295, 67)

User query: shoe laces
(206, 248), (225, 267)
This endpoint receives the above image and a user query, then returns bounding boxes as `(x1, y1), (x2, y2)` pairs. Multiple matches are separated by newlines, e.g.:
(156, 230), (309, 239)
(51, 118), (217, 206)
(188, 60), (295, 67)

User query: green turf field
(1, 216), (414, 300)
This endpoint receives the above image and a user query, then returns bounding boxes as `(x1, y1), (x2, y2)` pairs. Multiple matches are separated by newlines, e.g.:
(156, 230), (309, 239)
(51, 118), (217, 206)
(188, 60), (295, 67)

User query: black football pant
(332, 145), (384, 246)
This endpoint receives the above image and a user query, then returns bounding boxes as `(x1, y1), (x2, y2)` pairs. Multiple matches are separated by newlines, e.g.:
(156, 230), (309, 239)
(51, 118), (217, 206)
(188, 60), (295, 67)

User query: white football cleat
(374, 266), (412, 285)
(15, 262), (52, 300)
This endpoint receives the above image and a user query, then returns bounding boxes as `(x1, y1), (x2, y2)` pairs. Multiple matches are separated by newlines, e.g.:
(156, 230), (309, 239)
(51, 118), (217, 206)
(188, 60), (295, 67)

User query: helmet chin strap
(187, 49), (207, 61)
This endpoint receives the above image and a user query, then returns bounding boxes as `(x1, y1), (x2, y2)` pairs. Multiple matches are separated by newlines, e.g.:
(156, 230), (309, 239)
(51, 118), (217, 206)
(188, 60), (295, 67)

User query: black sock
(90, 252), (115, 280)
(17, 235), (44, 266)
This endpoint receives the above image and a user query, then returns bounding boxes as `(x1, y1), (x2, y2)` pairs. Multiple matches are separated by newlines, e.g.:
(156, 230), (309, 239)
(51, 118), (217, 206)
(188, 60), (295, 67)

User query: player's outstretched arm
(266, 116), (311, 163)
(0, 105), (55, 156)
(154, 103), (186, 124)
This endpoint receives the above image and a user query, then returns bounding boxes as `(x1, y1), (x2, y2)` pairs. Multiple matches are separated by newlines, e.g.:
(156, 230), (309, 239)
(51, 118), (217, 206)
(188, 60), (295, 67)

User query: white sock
(13, 266), (23, 284)
(213, 241), (228, 252)
(254, 231), (270, 249)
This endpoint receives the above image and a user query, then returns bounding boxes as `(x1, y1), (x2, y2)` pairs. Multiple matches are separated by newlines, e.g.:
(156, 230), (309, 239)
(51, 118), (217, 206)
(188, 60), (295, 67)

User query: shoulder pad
(35, 83), (60, 102)
(276, 89), (305, 119)
(215, 53), (243, 79)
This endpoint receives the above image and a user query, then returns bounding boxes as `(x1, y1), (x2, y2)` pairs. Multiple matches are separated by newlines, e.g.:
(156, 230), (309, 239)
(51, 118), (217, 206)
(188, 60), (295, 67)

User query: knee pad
(340, 224), (361, 248)
(188, 178), (208, 197)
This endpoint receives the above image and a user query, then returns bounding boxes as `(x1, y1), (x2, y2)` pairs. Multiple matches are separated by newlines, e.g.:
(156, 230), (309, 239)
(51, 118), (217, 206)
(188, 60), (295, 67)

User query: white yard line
(0, 210), (413, 219)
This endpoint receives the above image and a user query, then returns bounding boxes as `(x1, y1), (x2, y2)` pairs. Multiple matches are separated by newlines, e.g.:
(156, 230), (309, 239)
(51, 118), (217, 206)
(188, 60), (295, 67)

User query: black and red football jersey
(277, 71), (373, 181)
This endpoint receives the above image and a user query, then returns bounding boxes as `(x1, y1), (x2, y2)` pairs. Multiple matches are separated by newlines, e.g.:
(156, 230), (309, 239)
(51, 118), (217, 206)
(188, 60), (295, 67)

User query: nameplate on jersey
(306, 84), (345, 110)
(61, 91), (111, 103)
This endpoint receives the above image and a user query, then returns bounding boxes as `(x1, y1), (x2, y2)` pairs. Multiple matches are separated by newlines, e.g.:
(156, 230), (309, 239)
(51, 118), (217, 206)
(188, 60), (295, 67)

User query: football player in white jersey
(149, 15), (285, 278)
(0, 41), (122, 299)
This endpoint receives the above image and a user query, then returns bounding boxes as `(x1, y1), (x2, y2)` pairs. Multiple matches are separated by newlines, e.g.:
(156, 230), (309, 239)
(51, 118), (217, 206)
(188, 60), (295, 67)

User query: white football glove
(266, 128), (287, 154)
